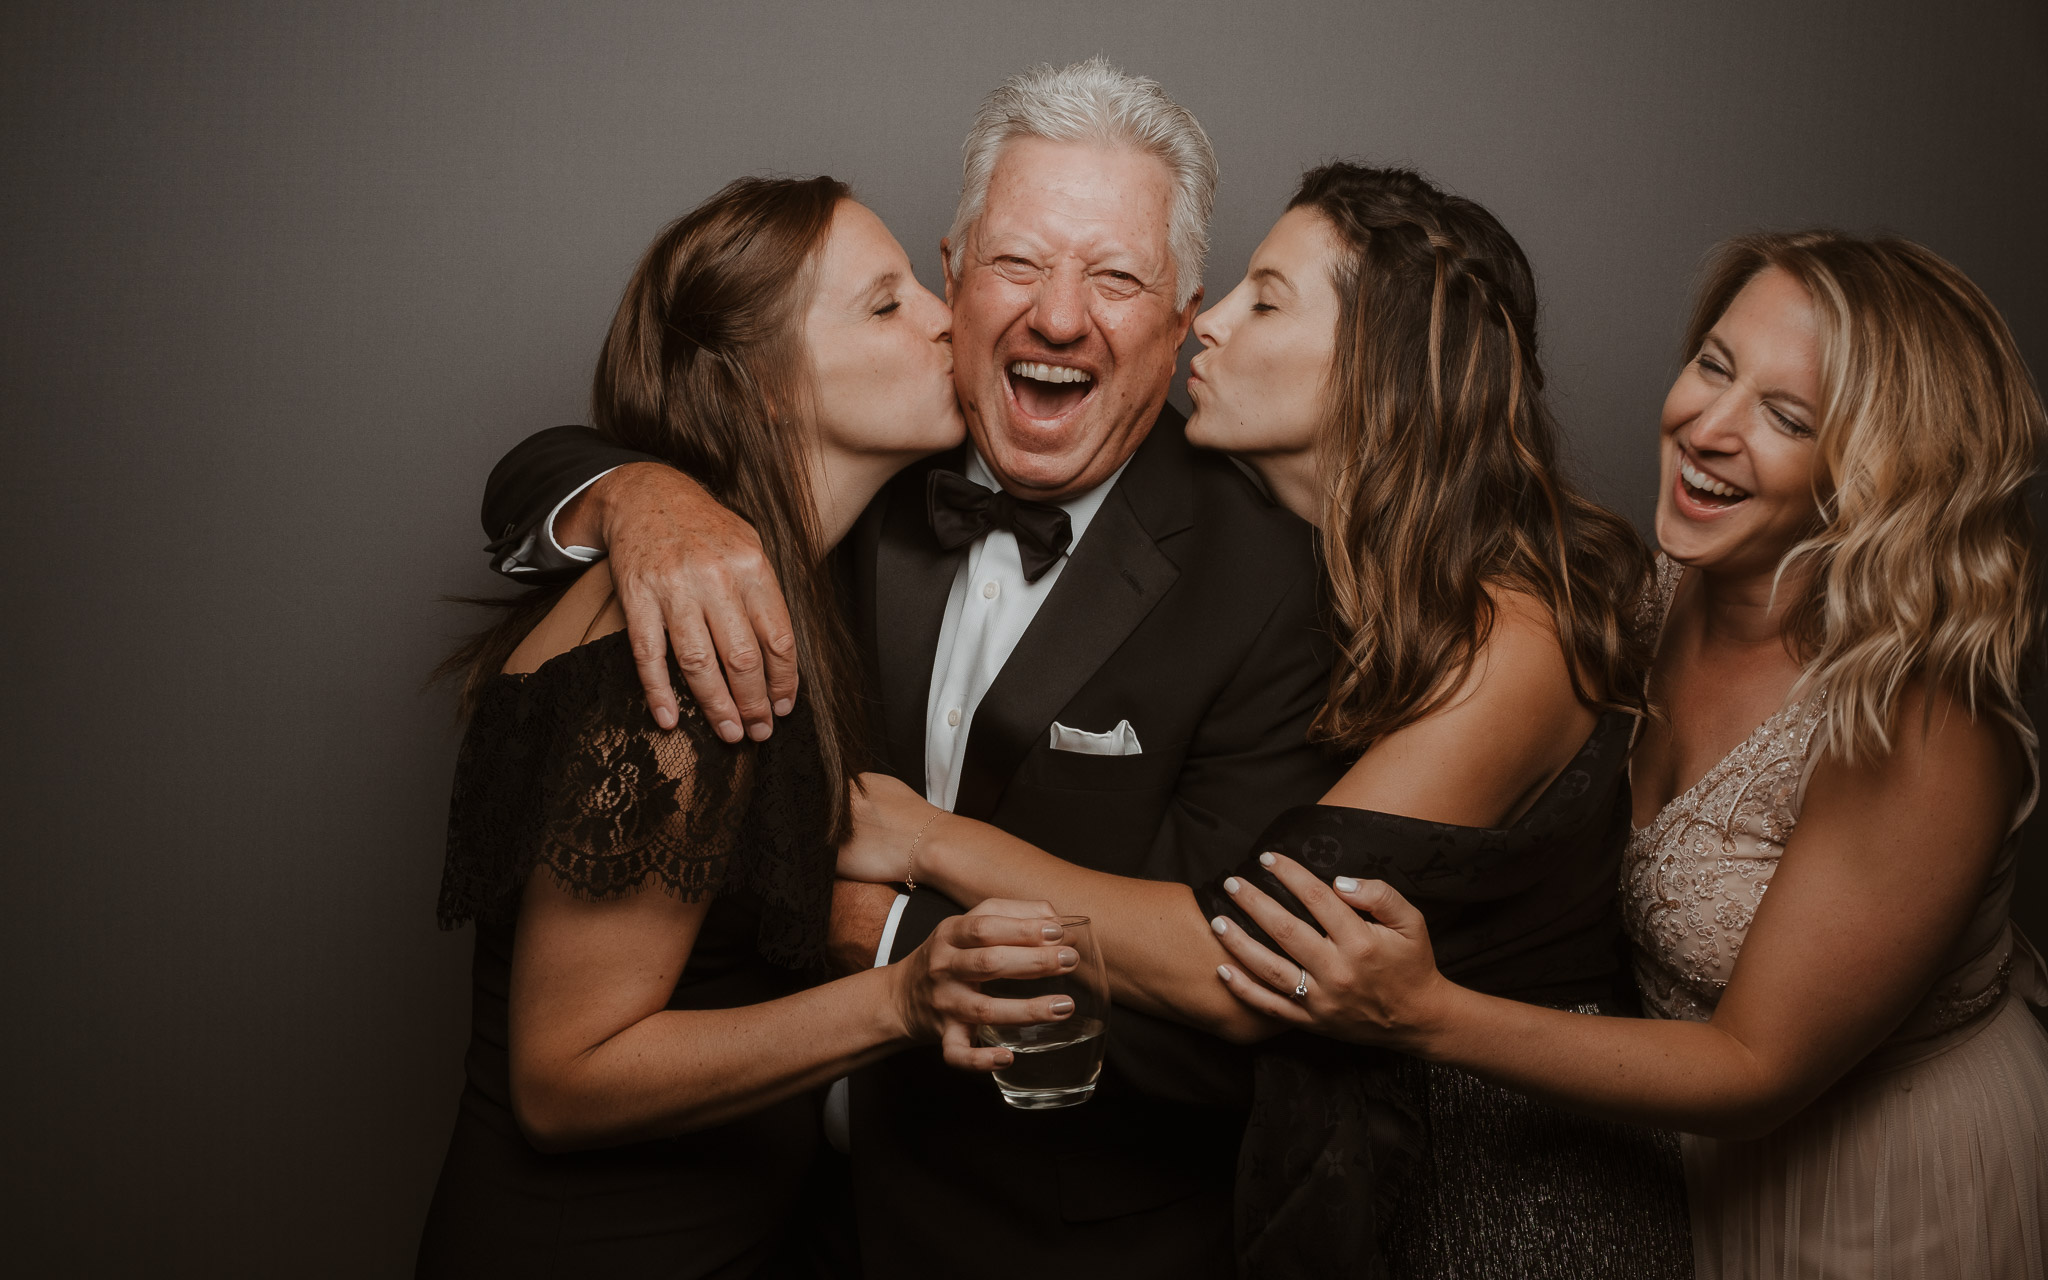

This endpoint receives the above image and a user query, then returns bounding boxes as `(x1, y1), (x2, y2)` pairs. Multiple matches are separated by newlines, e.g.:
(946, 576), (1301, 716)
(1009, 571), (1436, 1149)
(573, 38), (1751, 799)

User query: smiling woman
(1215, 231), (2048, 1280)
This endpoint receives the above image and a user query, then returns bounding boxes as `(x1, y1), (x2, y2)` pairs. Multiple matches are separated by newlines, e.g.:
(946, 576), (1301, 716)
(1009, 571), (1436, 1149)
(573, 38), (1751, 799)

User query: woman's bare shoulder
(502, 563), (627, 677)
(1809, 681), (2026, 825)
(1320, 587), (1594, 824)
(1466, 586), (1584, 714)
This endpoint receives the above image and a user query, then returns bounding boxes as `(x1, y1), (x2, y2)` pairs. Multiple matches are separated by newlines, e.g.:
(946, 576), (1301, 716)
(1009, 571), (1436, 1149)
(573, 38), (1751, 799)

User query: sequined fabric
(1623, 690), (1830, 1022)
(1386, 1004), (1692, 1280)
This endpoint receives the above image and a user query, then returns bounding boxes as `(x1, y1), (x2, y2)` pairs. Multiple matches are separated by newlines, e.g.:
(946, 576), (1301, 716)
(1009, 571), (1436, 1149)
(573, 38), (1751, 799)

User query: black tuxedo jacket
(480, 408), (1344, 1279)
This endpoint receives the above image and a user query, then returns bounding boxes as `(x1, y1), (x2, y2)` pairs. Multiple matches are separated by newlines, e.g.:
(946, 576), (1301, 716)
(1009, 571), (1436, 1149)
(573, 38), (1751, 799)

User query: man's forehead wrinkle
(975, 202), (1170, 278)
(974, 144), (1175, 274)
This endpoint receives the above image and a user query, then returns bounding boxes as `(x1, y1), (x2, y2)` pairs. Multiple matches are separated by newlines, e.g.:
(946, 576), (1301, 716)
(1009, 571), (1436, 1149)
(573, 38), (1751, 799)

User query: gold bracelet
(905, 810), (943, 892)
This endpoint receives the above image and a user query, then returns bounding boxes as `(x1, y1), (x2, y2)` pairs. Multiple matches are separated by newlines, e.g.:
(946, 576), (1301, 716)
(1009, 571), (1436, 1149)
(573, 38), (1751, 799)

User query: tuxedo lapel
(869, 452), (966, 787)
(950, 413), (1193, 822)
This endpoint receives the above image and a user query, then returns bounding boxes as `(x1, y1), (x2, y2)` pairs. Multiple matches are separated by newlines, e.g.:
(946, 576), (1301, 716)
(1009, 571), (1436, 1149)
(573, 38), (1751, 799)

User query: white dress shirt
(823, 449), (1129, 1153)
(920, 449), (1127, 810)
(879, 448), (1128, 955)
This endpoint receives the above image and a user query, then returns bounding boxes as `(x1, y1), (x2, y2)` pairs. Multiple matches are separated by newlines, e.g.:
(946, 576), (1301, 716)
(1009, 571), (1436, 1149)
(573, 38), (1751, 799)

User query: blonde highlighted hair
(1687, 231), (2046, 762)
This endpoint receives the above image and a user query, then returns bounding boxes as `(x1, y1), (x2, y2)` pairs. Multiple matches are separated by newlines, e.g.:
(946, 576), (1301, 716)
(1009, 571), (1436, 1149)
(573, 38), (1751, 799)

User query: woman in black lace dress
(837, 165), (1693, 1276)
(416, 177), (1078, 1278)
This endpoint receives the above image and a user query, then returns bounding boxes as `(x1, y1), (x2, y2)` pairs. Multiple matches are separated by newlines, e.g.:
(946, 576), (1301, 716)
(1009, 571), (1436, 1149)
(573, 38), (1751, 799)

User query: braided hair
(1292, 163), (1652, 750)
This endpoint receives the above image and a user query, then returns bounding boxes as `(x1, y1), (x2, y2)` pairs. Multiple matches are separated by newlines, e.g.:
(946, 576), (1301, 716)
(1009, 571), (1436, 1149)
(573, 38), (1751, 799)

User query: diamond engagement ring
(1292, 967), (1309, 999)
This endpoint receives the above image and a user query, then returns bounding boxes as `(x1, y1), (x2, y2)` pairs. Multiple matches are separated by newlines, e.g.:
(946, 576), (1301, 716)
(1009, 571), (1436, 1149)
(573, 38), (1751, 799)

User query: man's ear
(939, 237), (959, 306)
(1175, 286), (1205, 343)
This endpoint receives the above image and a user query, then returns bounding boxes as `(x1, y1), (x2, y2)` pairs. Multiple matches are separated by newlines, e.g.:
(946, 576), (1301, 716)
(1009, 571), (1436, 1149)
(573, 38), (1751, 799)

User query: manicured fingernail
(1334, 876), (1359, 893)
(1211, 916), (1229, 934)
(1223, 877), (1241, 894)
(1217, 965), (1234, 981)
(1041, 923), (1065, 941)
(1049, 997), (1074, 1015)
(773, 698), (793, 716)
(717, 720), (742, 742)
(1258, 852), (1276, 867)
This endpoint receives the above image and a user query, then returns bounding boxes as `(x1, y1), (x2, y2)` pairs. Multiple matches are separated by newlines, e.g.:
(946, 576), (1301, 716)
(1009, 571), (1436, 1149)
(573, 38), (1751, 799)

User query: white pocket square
(1048, 719), (1143, 756)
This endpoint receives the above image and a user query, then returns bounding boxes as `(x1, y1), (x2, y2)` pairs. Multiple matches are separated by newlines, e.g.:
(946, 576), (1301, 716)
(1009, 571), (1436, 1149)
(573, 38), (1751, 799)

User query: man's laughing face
(943, 135), (1201, 501)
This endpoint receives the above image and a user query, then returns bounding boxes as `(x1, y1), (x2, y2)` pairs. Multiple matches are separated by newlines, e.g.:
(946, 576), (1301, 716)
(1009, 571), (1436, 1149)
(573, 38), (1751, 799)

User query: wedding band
(1292, 968), (1309, 999)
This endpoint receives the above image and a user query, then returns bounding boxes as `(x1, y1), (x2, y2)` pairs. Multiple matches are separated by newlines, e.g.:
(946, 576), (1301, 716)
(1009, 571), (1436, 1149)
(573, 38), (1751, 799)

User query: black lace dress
(1198, 711), (1693, 1280)
(415, 631), (835, 1279)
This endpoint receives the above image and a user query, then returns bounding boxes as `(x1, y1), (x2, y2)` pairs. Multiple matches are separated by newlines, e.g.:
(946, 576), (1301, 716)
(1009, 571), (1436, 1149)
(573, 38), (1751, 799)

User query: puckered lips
(1005, 358), (1096, 425)
(1672, 450), (1753, 520)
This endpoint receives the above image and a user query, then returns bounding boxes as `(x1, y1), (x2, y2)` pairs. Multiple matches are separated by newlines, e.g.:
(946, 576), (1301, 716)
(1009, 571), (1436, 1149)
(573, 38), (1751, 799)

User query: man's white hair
(949, 56), (1218, 309)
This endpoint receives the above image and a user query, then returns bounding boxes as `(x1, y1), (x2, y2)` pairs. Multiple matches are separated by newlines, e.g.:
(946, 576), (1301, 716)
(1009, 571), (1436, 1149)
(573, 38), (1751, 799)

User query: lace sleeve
(437, 633), (754, 928)
(534, 655), (752, 903)
(438, 631), (835, 969)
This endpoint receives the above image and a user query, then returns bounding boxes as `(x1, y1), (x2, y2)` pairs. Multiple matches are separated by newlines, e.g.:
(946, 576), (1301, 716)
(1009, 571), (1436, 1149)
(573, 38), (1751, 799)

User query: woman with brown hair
(837, 163), (1693, 1276)
(415, 175), (1078, 1277)
(1215, 232), (2048, 1277)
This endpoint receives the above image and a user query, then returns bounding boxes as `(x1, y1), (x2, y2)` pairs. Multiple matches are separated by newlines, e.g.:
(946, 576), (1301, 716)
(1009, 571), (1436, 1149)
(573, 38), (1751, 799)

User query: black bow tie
(926, 469), (1074, 583)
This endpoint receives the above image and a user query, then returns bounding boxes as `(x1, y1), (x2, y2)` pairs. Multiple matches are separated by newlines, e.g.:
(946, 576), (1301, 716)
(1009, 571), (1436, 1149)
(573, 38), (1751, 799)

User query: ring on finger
(1292, 966), (1309, 999)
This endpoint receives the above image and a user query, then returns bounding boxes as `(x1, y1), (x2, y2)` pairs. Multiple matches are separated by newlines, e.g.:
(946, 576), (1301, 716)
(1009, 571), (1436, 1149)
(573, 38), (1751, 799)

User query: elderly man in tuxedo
(478, 57), (1340, 1279)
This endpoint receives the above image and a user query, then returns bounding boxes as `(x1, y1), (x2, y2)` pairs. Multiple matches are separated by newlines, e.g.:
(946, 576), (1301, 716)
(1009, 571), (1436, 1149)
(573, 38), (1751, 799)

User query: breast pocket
(1024, 741), (1186, 793)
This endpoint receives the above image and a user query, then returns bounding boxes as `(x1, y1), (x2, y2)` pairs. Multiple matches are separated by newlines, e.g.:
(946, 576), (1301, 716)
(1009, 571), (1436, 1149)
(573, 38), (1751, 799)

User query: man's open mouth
(1007, 360), (1095, 421)
(1677, 455), (1751, 511)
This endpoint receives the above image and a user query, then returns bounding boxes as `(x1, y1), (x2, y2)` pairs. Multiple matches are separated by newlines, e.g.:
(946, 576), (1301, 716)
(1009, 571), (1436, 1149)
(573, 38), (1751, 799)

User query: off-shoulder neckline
(493, 625), (634, 686)
(1292, 708), (1634, 839)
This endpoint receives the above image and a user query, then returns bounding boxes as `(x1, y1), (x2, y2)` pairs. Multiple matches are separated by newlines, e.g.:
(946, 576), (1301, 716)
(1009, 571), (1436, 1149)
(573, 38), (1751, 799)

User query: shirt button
(946, 708), (961, 727)
(982, 580), (999, 599)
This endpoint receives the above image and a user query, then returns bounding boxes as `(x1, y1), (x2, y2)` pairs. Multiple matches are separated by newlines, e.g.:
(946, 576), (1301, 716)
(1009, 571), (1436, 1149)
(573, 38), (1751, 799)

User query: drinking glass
(977, 915), (1109, 1109)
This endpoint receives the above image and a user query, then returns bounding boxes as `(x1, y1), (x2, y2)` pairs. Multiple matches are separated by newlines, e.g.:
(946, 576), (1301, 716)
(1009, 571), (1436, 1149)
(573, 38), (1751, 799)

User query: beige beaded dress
(1623, 556), (2048, 1278)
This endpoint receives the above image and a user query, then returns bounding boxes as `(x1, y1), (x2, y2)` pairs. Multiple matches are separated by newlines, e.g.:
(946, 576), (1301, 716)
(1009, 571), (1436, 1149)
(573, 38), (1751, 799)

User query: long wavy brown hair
(1294, 164), (1652, 751)
(442, 175), (867, 839)
(1686, 231), (2045, 764)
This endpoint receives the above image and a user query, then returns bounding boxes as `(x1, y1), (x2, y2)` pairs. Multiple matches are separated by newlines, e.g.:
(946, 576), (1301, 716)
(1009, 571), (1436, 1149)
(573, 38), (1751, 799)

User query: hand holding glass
(978, 915), (1109, 1109)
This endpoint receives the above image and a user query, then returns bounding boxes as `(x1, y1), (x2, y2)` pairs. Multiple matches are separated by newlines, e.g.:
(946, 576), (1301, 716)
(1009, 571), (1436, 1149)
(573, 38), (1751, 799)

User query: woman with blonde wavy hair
(1213, 230), (2048, 1278)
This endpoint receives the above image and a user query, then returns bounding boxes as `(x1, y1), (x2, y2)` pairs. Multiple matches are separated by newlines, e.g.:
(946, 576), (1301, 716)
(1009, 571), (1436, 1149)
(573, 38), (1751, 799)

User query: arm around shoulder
(482, 425), (665, 580)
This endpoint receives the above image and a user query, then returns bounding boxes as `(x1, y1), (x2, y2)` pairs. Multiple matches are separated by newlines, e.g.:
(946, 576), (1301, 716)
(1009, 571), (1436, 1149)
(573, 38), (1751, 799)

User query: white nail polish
(1334, 876), (1359, 893)
(1211, 916), (1229, 934)
(1217, 965), (1233, 981)
(1223, 877), (1240, 894)
(1258, 852), (1276, 867)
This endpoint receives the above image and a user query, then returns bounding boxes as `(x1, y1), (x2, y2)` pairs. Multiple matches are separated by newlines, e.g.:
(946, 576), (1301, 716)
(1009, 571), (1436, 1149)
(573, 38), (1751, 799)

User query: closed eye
(873, 300), (901, 317)
(1767, 404), (1812, 438)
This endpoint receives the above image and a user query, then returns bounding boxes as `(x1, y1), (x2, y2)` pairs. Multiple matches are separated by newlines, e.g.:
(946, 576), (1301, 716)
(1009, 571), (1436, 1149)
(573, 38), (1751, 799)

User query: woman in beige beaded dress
(1206, 230), (2048, 1278)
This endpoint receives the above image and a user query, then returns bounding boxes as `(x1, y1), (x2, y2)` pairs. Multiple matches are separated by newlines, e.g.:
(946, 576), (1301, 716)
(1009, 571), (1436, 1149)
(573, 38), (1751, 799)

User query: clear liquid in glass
(979, 1016), (1106, 1109)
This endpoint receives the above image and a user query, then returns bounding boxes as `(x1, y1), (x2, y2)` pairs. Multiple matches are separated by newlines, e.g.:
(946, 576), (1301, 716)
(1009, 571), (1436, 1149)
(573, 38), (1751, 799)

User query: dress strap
(1627, 554), (1686, 750)
(2011, 928), (2048, 1008)
(1636, 552), (1686, 645)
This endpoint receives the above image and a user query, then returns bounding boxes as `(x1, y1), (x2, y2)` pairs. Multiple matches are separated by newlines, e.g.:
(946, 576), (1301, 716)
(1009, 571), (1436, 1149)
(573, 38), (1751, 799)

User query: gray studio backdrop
(4, 1), (2044, 1273)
